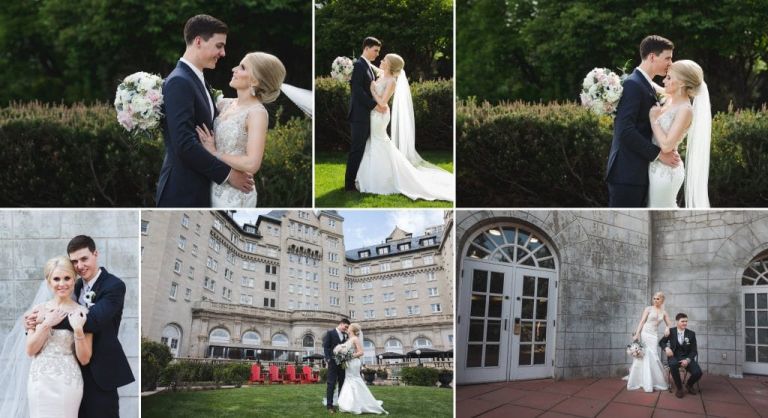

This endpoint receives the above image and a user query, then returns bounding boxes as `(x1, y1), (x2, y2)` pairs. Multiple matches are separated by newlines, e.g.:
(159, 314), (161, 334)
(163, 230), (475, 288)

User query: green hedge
(141, 338), (172, 392)
(315, 77), (453, 152)
(0, 102), (311, 207)
(457, 99), (768, 207)
(399, 366), (439, 387)
(159, 361), (250, 390)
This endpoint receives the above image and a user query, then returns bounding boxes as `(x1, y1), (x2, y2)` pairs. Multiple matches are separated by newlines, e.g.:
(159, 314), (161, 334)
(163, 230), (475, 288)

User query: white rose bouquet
(331, 56), (354, 82)
(333, 341), (354, 369)
(114, 72), (164, 135)
(580, 67), (623, 116)
(626, 339), (645, 359)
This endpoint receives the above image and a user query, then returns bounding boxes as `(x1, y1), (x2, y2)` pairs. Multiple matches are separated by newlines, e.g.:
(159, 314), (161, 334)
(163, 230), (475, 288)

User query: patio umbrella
(302, 353), (325, 361)
(406, 348), (446, 358)
(377, 352), (406, 359)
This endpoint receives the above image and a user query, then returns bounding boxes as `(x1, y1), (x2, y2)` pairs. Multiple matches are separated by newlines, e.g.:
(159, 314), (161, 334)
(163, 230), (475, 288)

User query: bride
(196, 51), (311, 207)
(337, 323), (388, 415)
(647, 59), (711, 208)
(625, 291), (672, 392)
(355, 54), (454, 201)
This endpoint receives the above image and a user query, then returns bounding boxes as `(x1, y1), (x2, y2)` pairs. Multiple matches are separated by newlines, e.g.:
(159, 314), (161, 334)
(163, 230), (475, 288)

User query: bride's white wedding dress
(338, 355), (388, 414)
(625, 307), (668, 392)
(210, 98), (263, 207)
(355, 79), (454, 201)
(648, 105), (690, 208)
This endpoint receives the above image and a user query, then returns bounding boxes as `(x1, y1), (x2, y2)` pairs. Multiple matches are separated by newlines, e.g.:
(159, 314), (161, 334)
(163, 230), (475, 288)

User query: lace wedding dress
(210, 98), (263, 207)
(338, 351), (388, 414)
(28, 312), (84, 417)
(648, 105), (690, 208)
(625, 307), (668, 392)
(355, 79), (454, 201)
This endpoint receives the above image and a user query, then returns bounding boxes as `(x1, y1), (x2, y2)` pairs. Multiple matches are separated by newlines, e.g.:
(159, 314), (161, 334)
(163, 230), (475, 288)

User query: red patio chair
(268, 364), (284, 384)
(301, 365), (319, 384)
(249, 364), (266, 384)
(285, 364), (302, 384)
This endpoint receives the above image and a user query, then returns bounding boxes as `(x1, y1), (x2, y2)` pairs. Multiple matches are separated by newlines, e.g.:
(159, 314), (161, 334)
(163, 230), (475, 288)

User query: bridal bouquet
(333, 342), (354, 369)
(114, 72), (164, 134)
(626, 340), (645, 358)
(331, 56), (354, 82)
(580, 67), (623, 116)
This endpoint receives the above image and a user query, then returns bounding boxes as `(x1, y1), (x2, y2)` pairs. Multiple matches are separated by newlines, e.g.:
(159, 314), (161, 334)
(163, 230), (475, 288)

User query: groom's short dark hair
(640, 35), (674, 60)
(67, 235), (96, 254)
(184, 14), (228, 45)
(362, 37), (381, 50)
(675, 312), (688, 321)
(339, 318), (351, 325)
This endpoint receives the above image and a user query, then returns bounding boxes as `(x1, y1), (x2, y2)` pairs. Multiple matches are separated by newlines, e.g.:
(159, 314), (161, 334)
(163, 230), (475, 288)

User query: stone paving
(457, 375), (768, 418)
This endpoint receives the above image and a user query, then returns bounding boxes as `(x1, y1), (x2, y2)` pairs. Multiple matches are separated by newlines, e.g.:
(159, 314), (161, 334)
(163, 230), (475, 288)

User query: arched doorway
(161, 324), (182, 357)
(742, 252), (768, 374)
(458, 223), (558, 384)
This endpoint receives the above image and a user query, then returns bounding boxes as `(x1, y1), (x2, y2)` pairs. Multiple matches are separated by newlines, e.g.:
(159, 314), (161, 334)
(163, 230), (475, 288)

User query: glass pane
(502, 227), (516, 245)
(472, 270), (487, 292)
(526, 237), (543, 253)
(537, 278), (549, 298)
(759, 329), (768, 345)
(502, 247), (516, 264)
(466, 344), (482, 367)
(518, 344), (532, 366)
(533, 344), (546, 365)
(486, 230), (505, 248)
(759, 346), (768, 363)
(536, 299), (548, 320)
(520, 321), (533, 342)
(534, 321), (547, 342)
(490, 272), (504, 294)
(743, 277), (757, 285)
(746, 345), (756, 362)
(758, 294), (767, 309)
(759, 278), (768, 285)
(467, 245), (489, 260)
(523, 276), (536, 297)
(468, 320), (485, 342)
(746, 328), (756, 345)
(473, 234), (498, 253)
(758, 311), (768, 327)
(520, 254), (536, 266)
(539, 258), (556, 270)
(521, 299), (534, 319)
(470, 296), (486, 317)
(517, 229), (530, 247)
(533, 245), (552, 260)
(485, 344), (500, 367)
(488, 296), (503, 318)
(491, 251), (507, 263)
(745, 293), (755, 309)
(747, 311), (756, 327)
(486, 320), (501, 342)
(744, 268), (758, 279)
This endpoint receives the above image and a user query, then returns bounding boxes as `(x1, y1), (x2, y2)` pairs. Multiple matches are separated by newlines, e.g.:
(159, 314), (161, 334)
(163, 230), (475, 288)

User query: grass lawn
(142, 384), (453, 417)
(314, 151), (453, 208)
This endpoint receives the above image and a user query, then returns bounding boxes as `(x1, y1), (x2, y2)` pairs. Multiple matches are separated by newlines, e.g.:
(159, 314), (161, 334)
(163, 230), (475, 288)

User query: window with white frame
(330, 296), (340, 306)
(244, 241), (257, 253)
(226, 250), (235, 264)
(423, 255), (434, 265)
(349, 310), (356, 319)
(401, 275), (416, 285)
(405, 289), (418, 299)
(384, 307), (397, 317)
(243, 260), (256, 271)
(288, 300), (295, 309)
(407, 305), (420, 315)
(203, 277), (216, 292)
(184, 288), (192, 301)
(178, 235), (186, 250)
(289, 284), (295, 293)
(347, 266), (353, 275)
(360, 266), (371, 275)
(428, 287), (439, 297)
(206, 257), (218, 272)
(268, 248), (278, 257)
(359, 250), (370, 258)
(348, 295), (354, 303)
(362, 282), (373, 290)
(173, 259), (182, 274)
(377, 246), (389, 255)
(426, 271), (436, 281)
(169, 282), (178, 299)
(329, 282), (339, 291)
(224, 268), (233, 282)
(213, 218), (222, 231)
(379, 262), (391, 272)
(191, 244), (198, 257)
(240, 294), (253, 305)
(141, 220), (149, 234)
(314, 287), (319, 296)
(398, 243), (411, 251)
(265, 265), (277, 275)
(209, 328), (229, 344)
(187, 266), (194, 279)
(241, 276), (254, 288)
(430, 303), (442, 313)
(362, 295), (373, 304)
(402, 259), (413, 268)
(328, 252), (339, 262)
(329, 267), (339, 276)
(242, 331), (260, 345)
(347, 281), (354, 290)
(381, 278), (393, 287)
(413, 337), (433, 348)
(181, 214), (189, 228)
(364, 310), (375, 319)
(222, 286), (231, 301)
(297, 285), (303, 295)
(329, 219), (336, 228)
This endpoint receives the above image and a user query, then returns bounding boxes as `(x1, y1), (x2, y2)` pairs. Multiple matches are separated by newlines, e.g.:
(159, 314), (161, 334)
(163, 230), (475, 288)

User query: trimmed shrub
(399, 366), (440, 387)
(319, 367), (329, 383)
(315, 77), (453, 152)
(457, 99), (768, 207)
(0, 101), (311, 207)
(141, 338), (172, 392)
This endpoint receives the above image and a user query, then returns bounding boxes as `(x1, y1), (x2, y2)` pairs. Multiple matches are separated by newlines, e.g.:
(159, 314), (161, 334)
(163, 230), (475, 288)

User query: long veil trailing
(0, 280), (51, 416)
(280, 84), (313, 117)
(685, 81), (712, 208)
(390, 70), (443, 171)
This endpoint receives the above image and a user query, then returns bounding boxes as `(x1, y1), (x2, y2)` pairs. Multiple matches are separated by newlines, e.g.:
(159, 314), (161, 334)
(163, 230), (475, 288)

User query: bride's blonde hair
(348, 322), (362, 336)
(385, 54), (404, 76)
(244, 52), (286, 104)
(670, 60), (704, 98)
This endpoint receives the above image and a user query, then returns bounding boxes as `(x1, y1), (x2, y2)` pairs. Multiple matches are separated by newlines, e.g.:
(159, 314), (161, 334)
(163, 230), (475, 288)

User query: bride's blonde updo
(385, 53), (404, 76)
(348, 322), (361, 336)
(244, 52), (286, 104)
(670, 60), (704, 98)
(44, 255), (76, 284)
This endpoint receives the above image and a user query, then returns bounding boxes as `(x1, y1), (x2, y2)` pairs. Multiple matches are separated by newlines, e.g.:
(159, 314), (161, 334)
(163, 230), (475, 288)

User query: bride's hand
(68, 310), (86, 331)
(196, 125), (217, 154)
(664, 328), (670, 337)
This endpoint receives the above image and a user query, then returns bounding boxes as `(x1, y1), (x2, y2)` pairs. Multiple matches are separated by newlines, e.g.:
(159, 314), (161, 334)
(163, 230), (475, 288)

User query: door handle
(504, 319), (507, 330)
(514, 318), (521, 335)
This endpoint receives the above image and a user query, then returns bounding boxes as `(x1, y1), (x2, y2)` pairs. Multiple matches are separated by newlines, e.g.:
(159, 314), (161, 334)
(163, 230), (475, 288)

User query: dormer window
(420, 237), (436, 246)
(377, 246), (389, 255)
(398, 243), (411, 251)
(359, 250), (370, 258)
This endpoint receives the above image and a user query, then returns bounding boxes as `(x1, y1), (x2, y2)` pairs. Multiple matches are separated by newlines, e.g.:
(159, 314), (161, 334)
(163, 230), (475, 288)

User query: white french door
(743, 286), (768, 375)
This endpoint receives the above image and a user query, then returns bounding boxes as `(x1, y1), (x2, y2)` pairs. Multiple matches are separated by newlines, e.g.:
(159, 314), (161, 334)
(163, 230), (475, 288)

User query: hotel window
(241, 276), (254, 288)
(263, 298), (275, 308)
(405, 289), (418, 299)
(245, 242), (257, 253)
(407, 305), (421, 315)
(173, 259), (182, 274)
(377, 246), (389, 255)
(181, 214), (189, 228)
(169, 282), (178, 300)
(226, 250), (235, 264)
(184, 288), (192, 301)
(330, 296), (340, 306)
(178, 235), (186, 250)
(383, 292), (395, 302)
(222, 286), (232, 301)
(213, 218), (221, 231)
(426, 272), (436, 282)
(431, 303), (442, 313)
(240, 294), (253, 305)
(348, 295), (355, 303)
(428, 287), (439, 296)
(141, 220), (149, 234)
(402, 259), (413, 268)
(266, 265), (277, 275)
(224, 268), (233, 282)
(206, 257), (218, 272)
(191, 244), (198, 257)
(359, 250), (370, 259)
(347, 282), (354, 290)
(379, 263), (391, 272)
(187, 266), (195, 279)
(363, 295), (373, 304)
(364, 309), (375, 319)
(203, 277), (216, 292)
(423, 255), (434, 265)
(401, 275), (416, 284)
(349, 310), (356, 319)
(329, 282), (340, 291)
(398, 243), (411, 251)
(384, 308), (397, 317)
(360, 266), (371, 275)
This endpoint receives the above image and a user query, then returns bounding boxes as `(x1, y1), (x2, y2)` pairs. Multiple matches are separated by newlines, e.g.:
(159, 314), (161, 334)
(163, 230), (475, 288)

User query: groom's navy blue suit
(75, 267), (135, 418)
(323, 328), (347, 408)
(156, 61), (230, 207)
(606, 69), (662, 207)
(345, 57), (378, 190)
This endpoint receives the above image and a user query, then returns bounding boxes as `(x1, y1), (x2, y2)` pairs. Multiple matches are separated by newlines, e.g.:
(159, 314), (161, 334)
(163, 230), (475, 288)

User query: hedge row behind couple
(606, 35), (712, 208)
(0, 235), (134, 417)
(156, 14), (310, 208)
(625, 292), (703, 399)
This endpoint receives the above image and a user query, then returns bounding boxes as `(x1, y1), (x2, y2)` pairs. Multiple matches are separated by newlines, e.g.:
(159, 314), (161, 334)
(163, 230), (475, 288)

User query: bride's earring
(251, 86), (257, 97)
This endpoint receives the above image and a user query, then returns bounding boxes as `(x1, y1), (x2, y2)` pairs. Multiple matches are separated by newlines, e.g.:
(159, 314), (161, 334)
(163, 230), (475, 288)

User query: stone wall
(0, 210), (139, 417)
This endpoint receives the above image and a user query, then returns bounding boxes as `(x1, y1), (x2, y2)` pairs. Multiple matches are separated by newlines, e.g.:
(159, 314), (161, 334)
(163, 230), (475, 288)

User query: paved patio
(457, 375), (768, 418)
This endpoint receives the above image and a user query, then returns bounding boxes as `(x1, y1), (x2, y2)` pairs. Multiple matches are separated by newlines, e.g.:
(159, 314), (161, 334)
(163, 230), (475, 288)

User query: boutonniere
(84, 290), (96, 308)
(209, 87), (223, 105)
(655, 91), (667, 105)
(684, 337), (690, 344)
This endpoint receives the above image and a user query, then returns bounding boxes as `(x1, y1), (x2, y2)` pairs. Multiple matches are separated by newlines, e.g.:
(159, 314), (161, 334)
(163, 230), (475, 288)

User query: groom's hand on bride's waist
(227, 169), (255, 193)
(658, 150), (681, 167)
(375, 104), (388, 113)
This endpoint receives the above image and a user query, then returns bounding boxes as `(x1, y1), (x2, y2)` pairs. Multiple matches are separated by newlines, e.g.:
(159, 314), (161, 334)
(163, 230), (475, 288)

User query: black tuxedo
(345, 57), (378, 190)
(156, 60), (231, 207)
(659, 327), (702, 390)
(322, 328), (348, 408)
(606, 68), (662, 207)
(75, 267), (135, 418)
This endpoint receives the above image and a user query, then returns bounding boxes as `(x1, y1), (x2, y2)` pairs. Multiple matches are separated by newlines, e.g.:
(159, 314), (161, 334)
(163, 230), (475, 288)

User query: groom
(659, 313), (703, 398)
(606, 35), (681, 207)
(323, 318), (350, 413)
(344, 36), (387, 192)
(156, 14), (253, 207)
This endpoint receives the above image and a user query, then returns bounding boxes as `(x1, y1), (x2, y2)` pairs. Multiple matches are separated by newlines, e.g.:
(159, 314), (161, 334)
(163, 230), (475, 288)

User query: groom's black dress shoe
(327, 406), (336, 414)
(686, 384), (697, 395)
(675, 388), (684, 398)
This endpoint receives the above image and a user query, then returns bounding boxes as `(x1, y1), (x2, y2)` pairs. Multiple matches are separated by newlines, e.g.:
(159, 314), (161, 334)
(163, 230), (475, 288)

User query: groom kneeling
(659, 313), (702, 398)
